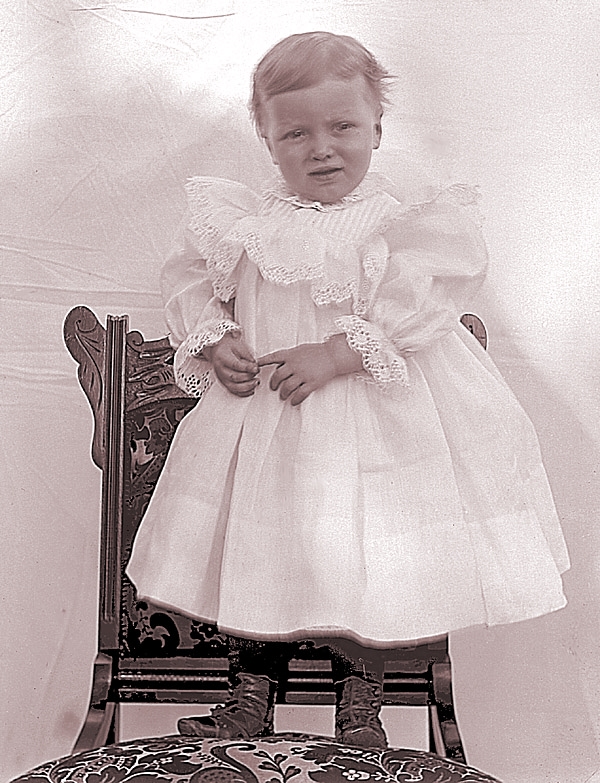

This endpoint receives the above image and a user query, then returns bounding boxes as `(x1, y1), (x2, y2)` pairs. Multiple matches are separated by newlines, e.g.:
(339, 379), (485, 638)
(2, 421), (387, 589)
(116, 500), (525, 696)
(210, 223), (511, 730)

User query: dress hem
(130, 587), (568, 648)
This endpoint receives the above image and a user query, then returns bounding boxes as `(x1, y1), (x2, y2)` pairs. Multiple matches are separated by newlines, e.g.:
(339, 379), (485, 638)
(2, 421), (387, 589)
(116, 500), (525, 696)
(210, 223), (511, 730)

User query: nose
(310, 132), (333, 160)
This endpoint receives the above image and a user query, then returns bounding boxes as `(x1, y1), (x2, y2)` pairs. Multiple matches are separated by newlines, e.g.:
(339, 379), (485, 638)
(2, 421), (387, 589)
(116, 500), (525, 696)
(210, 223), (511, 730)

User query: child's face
(261, 76), (382, 204)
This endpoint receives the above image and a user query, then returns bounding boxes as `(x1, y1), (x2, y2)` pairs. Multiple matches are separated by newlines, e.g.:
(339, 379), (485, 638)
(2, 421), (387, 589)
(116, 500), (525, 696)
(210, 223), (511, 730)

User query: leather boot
(335, 675), (388, 749)
(178, 673), (276, 739)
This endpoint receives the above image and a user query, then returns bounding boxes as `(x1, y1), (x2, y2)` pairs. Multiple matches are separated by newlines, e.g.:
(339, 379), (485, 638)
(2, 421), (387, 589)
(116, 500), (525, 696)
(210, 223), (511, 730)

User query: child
(126, 32), (569, 748)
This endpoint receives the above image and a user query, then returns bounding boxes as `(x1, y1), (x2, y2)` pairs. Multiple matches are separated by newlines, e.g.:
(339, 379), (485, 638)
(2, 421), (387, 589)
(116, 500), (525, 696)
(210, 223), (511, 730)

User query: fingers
(214, 349), (257, 376)
(257, 351), (313, 403)
(227, 353), (258, 375)
(226, 368), (258, 384)
(277, 378), (313, 405)
(214, 360), (257, 388)
(219, 365), (313, 404)
(221, 376), (260, 397)
(275, 375), (315, 404)
(216, 365), (259, 394)
(228, 380), (260, 397)
(212, 333), (258, 374)
(231, 345), (258, 374)
(268, 363), (293, 392)
(209, 334), (261, 397)
(257, 350), (286, 367)
(217, 344), (317, 404)
(229, 332), (256, 360)
(288, 384), (312, 406)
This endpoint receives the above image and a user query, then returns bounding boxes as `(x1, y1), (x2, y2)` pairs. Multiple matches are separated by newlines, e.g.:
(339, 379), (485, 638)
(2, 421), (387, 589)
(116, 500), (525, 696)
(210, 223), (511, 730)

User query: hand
(204, 331), (259, 397)
(258, 336), (362, 406)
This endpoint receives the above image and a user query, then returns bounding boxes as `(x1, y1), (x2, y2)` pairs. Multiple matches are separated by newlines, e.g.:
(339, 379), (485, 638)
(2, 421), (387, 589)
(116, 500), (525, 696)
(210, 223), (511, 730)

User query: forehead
(263, 77), (377, 128)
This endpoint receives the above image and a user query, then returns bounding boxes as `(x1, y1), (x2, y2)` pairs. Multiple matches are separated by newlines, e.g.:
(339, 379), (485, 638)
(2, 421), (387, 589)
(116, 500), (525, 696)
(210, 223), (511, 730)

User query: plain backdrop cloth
(1, 2), (600, 783)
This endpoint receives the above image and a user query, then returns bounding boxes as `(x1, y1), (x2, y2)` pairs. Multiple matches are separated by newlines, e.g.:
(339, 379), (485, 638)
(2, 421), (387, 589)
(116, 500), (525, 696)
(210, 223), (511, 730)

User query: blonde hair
(250, 32), (394, 135)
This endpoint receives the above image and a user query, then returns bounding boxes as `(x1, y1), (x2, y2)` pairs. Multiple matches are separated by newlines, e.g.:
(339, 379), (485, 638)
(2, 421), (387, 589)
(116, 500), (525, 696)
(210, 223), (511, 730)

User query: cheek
(278, 148), (303, 175)
(347, 144), (373, 172)
(345, 135), (374, 159)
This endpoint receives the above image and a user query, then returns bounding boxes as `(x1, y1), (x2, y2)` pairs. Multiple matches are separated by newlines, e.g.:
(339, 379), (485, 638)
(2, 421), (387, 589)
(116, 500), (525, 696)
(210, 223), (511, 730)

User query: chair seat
(10, 733), (503, 783)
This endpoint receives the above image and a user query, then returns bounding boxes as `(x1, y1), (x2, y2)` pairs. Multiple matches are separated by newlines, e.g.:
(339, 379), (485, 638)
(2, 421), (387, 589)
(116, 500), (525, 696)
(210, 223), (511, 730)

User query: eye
(284, 129), (306, 140)
(335, 122), (355, 131)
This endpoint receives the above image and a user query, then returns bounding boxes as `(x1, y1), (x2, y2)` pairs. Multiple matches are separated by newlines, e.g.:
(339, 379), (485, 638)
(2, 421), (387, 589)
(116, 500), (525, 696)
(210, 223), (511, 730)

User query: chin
(295, 171), (356, 204)
(303, 184), (352, 204)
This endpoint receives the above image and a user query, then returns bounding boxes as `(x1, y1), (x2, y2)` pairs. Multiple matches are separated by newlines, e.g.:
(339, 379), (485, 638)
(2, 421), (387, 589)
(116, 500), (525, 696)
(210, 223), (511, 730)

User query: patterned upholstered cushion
(11, 733), (502, 783)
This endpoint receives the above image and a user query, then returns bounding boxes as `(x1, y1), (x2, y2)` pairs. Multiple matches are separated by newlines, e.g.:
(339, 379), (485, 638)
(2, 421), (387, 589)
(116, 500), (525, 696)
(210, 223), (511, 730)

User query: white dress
(126, 173), (569, 645)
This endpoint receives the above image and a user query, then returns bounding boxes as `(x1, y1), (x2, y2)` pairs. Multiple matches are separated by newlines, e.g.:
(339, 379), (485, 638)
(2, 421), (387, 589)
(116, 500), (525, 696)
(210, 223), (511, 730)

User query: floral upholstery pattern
(12, 733), (502, 783)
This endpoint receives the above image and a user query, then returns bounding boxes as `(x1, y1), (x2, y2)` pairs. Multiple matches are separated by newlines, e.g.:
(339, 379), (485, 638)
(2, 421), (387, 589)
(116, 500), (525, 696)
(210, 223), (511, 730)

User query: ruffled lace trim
(228, 223), (323, 286)
(181, 318), (240, 358)
(185, 178), (261, 303)
(175, 366), (212, 400)
(336, 315), (409, 388)
(264, 174), (480, 220)
(185, 175), (482, 313)
(173, 318), (240, 398)
(229, 184), (396, 311)
(205, 244), (240, 302)
(263, 172), (388, 212)
(239, 224), (373, 312)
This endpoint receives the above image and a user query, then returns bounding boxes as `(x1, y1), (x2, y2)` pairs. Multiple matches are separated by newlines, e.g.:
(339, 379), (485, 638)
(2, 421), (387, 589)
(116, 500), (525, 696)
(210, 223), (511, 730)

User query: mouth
(308, 167), (343, 178)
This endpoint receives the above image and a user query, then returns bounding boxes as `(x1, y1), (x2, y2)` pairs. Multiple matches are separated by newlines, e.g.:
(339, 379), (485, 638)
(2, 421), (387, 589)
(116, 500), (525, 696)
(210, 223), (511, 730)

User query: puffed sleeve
(335, 186), (488, 386)
(161, 177), (261, 398)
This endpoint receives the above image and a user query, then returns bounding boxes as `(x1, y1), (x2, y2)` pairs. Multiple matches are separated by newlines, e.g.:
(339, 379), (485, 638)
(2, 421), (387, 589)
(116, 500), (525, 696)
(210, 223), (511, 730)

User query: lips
(308, 167), (342, 177)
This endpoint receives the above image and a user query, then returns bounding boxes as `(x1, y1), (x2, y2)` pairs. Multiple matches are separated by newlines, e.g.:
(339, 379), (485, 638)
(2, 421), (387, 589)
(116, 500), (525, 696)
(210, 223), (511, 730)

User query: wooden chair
(64, 306), (487, 763)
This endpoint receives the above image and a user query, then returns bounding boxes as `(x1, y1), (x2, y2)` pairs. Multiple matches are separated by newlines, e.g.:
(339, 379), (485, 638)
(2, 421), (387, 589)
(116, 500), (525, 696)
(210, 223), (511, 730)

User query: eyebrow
(274, 109), (363, 129)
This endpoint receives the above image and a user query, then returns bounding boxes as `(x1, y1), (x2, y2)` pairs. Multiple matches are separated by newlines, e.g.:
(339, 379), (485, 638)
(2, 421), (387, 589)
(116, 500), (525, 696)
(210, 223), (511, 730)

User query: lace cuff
(335, 315), (409, 388)
(173, 318), (240, 398)
(174, 363), (212, 400)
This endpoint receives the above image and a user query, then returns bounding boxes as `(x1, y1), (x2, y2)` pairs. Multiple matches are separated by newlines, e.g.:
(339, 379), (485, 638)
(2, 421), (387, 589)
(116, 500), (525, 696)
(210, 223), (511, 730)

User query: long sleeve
(161, 230), (241, 397)
(161, 177), (262, 397)
(336, 187), (488, 385)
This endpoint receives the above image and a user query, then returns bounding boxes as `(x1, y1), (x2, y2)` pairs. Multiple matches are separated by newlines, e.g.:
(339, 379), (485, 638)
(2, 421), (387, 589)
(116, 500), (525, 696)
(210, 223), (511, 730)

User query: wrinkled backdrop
(1, 2), (599, 781)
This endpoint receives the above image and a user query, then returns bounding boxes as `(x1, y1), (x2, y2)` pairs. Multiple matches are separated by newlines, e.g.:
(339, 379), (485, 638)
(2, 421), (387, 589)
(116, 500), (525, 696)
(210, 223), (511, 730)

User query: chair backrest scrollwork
(64, 306), (228, 660)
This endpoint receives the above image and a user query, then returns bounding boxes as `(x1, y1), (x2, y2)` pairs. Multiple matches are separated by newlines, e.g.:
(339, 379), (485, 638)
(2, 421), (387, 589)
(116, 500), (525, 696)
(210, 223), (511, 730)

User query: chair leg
(73, 701), (118, 753)
(430, 661), (466, 762)
(73, 652), (117, 753)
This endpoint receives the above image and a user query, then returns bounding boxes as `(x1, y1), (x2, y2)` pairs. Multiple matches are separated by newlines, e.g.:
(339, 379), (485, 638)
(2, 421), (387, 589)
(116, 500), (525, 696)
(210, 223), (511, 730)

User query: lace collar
(264, 172), (391, 212)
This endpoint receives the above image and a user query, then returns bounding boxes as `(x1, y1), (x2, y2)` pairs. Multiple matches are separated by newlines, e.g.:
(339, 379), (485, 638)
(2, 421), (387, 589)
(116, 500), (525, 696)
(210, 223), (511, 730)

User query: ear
(373, 121), (382, 150)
